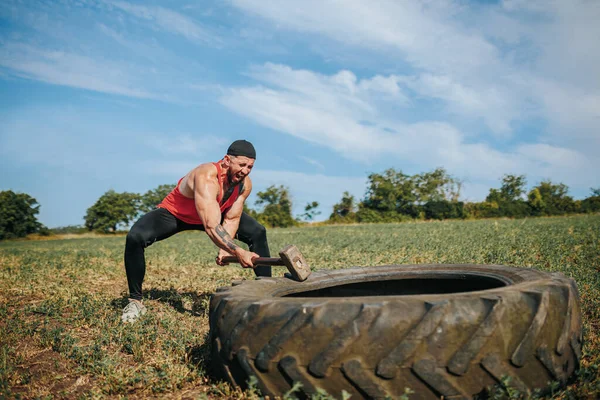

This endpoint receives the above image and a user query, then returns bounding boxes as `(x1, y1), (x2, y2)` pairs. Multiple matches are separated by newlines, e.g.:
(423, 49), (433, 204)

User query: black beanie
(227, 140), (256, 159)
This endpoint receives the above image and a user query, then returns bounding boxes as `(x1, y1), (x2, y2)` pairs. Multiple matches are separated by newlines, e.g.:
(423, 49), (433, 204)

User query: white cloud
(299, 156), (325, 170)
(514, 143), (595, 187)
(231, 0), (500, 77)
(230, 0), (600, 145)
(501, 0), (548, 12)
(400, 74), (515, 134)
(532, 79), (600, 140)
(222, 64), (462, 164)
(2, 0), (598, 221)
(109, 1), (217, 45)
(220, 64), (464, 164)
(221, 63), (598, 195)
(245, 63), (407, 115)
(221, 89), (383, 161)
(0, 42), (159, 99)
(95, 23), (183, 65)
(224, 0), (600, 196)
(516, 144), (586, 169)
(230, 0), (529, 135)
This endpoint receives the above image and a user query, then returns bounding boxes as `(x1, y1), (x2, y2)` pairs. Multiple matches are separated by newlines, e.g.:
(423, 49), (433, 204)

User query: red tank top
(157, 162), (242, 225)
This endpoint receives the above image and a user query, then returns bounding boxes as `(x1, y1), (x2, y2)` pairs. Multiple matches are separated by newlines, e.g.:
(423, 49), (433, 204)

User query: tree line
(329, 170), (600, 224)
(1, 167), (599, 238)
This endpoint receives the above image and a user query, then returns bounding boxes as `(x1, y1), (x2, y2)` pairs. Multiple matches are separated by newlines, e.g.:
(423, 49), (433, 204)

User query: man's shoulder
(183, 163), (219, 194)
(191, 162), (218, 179)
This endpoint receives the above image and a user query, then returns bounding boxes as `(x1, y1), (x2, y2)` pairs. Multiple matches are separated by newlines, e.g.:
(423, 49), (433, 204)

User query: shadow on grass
(186, 332), (234, 388)
(186, 331), (213, 373)
(109, 291), (225, 383)
(109, 288), (228, 383)
(110, 288), (213, 316)
(145, 288), (212, 316)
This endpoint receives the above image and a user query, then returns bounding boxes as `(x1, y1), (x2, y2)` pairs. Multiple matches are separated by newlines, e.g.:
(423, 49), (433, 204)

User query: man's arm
(193, 172), (257, 268)
(216, 178), (252, 264)
(222, 177), (252, 239)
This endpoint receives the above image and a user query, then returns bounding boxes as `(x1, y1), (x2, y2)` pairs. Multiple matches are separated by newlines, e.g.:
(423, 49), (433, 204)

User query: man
(122, 139), (270, 323)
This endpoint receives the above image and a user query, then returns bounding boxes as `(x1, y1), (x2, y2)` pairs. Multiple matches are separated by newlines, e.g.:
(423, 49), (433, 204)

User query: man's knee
(126, 228), (149, 249)
(251, 223), (267, 242)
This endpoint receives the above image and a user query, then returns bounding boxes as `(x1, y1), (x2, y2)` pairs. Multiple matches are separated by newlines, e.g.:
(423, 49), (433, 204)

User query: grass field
(1, 215), (599, 399)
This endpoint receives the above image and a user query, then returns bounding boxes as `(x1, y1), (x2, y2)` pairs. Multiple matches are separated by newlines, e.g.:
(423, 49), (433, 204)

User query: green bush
(424, 200), (466, 220)
(580, 196), (600, 213)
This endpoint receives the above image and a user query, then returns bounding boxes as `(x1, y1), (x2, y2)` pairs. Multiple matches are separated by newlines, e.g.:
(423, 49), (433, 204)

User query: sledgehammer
(221, 244), (311, 282)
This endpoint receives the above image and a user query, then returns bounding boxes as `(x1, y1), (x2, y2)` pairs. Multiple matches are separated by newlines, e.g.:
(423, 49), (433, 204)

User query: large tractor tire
(208, 264), (582, 399)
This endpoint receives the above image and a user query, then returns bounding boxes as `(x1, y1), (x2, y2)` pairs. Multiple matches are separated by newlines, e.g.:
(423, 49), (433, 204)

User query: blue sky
(1, 0), (599, 228)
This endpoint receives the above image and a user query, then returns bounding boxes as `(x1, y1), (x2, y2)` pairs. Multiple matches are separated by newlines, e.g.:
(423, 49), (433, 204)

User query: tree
(359, 167), (463, 220)
(329, 191), (357, 222)
(414, 167), (462, 203)
(527, 188), (545, 215)
(299, 201), (321, 222)
(254, 185), (297, 228)
(500, 174), (527, 202)
(360, 168), (418, 217)
(485, 188), (503, 205)
(84, 190), (141, 233)
(486, 175), (527, 203)
(139, 184), (175, 214)
(581, 189), (600, 213)
(0, 190), (44, 240)
(527, 180), (574, 216)
(485, 175), (530, 217)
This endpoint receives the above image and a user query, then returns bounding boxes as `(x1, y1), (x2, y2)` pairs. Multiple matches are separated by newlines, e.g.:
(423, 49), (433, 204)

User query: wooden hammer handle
(221, 256), (284, 266)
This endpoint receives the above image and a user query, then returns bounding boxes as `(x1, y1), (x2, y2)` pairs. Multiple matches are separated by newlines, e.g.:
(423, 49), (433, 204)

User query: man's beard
(227, 169), (241, 184)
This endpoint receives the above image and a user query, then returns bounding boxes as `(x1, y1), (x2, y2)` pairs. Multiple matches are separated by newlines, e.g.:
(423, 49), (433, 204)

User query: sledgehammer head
(279, 244), (311, 282)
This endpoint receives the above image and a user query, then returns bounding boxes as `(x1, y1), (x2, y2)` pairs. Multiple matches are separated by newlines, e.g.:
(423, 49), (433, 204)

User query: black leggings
(124, 208), (271, 300)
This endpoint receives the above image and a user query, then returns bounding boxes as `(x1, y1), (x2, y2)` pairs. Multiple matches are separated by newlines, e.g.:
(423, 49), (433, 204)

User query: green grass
(1, 215), (599, 399)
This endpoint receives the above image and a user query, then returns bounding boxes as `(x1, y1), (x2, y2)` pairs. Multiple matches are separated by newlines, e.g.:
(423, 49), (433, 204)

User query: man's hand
(215, 248), (259, 268)
(237, 249), (260, 268)
(215, 249), (232, 266)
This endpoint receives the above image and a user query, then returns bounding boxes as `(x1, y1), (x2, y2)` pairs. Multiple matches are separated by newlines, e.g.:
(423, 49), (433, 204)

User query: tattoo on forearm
(215, 225), (239, 252)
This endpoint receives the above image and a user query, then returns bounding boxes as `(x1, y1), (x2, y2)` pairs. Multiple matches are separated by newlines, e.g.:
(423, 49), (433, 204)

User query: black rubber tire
(208, 264), (583, 399)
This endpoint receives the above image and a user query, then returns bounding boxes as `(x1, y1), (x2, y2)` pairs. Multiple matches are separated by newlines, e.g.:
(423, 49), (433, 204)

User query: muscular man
(121, 140), (270, 323)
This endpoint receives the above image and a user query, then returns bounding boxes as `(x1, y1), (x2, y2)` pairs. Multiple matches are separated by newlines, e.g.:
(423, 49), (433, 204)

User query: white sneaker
(121, 299), (147, 323)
